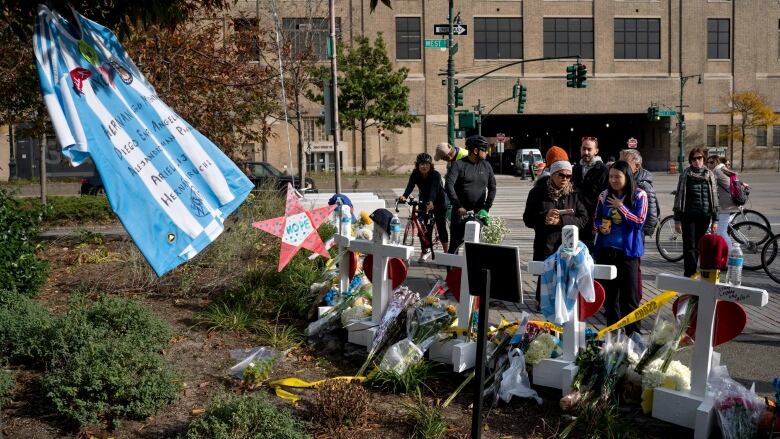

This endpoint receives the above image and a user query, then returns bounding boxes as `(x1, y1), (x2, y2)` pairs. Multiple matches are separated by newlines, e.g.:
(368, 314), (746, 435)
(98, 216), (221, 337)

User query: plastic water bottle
(726, 243), (743, 286)
(390, 214), (402, 245)
(339, 205), (353, 239)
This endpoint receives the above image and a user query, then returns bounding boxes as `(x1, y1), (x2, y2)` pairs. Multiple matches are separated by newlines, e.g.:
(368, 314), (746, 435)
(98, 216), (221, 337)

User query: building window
(474, 17), (523, 60)
(234, 18), (260, 62)
(719, 125), (729, 147)
(303, 118), (328, 142)
(707, 18), (730, 59)
(773, 124), (780, 146)
(756, 125), (768, 146)
(543, 18), (594, 58)
(396, 17), (421, 60)
(614, 18), (660, 59)
(283, 17), (341, 60)
(707, 125), (717, 148)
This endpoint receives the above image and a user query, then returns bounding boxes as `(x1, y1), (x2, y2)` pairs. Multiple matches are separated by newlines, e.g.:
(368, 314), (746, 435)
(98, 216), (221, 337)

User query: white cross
(425, 221), (484, 372)
(335, 222), (415, 348)
(651, 273), (768, 439)
(526, 225), (617, 393)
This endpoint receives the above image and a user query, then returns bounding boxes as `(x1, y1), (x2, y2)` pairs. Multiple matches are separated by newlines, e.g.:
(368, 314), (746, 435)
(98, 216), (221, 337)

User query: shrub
(312, 379), (369, 431)
(0, 368), (15, 409)
(40, 296), (181, 428)
(184, 393), (310, 439)
(23, 195), (116, 226)
(403, 391), (447, 439)
(0, 189), (49, 297)
(260, 251), (327, 319)
(0, 290), (54, 363)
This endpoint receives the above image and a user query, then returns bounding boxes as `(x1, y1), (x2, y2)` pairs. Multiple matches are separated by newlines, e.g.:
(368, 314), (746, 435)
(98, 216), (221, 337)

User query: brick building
(231, 0), (780, 174)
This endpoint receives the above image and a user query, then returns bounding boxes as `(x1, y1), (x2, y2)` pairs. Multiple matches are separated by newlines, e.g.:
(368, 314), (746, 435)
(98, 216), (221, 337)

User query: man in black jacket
(620, 149), (659, 236)
(572, 136), (608, 249)
(445, 135), (497, 254)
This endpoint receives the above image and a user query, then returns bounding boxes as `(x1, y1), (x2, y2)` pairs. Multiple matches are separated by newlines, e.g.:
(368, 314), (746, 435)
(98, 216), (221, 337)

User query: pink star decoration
(252, 183), (336, 271)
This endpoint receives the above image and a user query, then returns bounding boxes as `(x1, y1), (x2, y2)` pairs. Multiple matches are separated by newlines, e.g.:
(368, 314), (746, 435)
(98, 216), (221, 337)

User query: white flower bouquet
(640, 358), (691, 414)
(524, 332), (560, 365)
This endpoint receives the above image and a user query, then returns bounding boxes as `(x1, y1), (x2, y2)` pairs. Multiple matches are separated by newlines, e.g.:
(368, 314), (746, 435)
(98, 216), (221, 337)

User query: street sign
(496, 132), (506, 142)
(434, 23), (468, 36)
(657, 110), (677, 117)
(424, 39), (448, 49)
(627, 137), (638, 149)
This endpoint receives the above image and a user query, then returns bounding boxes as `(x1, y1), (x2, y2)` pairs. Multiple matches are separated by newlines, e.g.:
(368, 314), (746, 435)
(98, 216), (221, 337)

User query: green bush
(260, 253), (323, 319)
(184, 393), (310, 439)
(0, 290), (54, 363)
(40, 296), (180, 428)
(0, 189), (49, 297)
(22, 195), (116, 226)
(0, 368), (15, 409)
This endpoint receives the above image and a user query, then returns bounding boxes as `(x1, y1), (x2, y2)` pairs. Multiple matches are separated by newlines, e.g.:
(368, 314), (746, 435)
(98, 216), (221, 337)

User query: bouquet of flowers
(713, 377), (765, 439)
(524, 332), (561, 365)
(356, 286), (419, 377)
(305, 275), (371, 337)
(640, 358), (691, 414)
(379, 296), (457, 374)
(633, 316), (675, 374)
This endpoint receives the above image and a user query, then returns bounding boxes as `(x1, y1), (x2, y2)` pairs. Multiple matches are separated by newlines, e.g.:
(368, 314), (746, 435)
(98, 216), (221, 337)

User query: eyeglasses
(692, 156), (705, 161)
(555, 173), (573, 180)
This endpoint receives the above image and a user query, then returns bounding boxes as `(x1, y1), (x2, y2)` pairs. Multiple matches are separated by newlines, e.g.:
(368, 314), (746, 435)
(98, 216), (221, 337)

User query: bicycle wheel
(402, 219), (415, 247)
(730, 221), (772, 270)
(730, 209), (771, 231)
(762, 234), (780, 284)
(655, 215), (684, 262)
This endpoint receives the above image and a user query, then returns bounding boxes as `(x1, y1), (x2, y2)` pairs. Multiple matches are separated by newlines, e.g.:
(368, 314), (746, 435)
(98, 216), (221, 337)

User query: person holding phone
(523, 153), (589, 306)
(593, 160), (648, 335)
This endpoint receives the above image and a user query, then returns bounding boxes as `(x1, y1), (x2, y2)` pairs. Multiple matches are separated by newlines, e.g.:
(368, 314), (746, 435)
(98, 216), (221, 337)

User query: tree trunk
(360, 118), (367, 171)
(294, 95), (306, 186)
(740, 132), (745, 172)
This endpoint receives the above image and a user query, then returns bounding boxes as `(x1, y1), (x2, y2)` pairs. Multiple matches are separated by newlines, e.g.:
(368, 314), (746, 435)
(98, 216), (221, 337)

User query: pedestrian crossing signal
(576, 63), (587, 88)
(517, 85), (527, 113)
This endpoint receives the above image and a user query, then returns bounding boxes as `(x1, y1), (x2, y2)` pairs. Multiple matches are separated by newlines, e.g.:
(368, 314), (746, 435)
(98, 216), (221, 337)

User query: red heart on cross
(672, 296), (747, 347)
(578, 281), (606, 321)
(446, 267), (463, 302)
(362, 255), (408, 289)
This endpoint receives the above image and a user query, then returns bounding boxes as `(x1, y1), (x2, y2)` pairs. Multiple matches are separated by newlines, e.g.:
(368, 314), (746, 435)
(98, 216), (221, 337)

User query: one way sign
(434, 23), (468, 36)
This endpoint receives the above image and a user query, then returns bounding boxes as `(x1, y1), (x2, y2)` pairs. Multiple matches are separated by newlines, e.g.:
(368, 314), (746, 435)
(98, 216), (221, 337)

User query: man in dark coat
(523, 157), (589, 305)
(573, 136), (609, 249)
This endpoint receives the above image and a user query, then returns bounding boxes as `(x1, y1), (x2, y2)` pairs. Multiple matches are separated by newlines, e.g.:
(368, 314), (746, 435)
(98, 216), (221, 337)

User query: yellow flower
(425, 296), (439, 305)
(445, 304), (457, 315)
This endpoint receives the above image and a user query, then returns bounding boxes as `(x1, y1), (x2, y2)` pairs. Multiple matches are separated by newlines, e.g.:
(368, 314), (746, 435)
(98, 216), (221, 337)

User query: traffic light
(517, 85), (527, 114)
(646, 105), (659, 121)
(455, 87), (464, 107)
(576, 63), (588, 88)
(566, 64), (577, 88)
(512, 83), (520, 99)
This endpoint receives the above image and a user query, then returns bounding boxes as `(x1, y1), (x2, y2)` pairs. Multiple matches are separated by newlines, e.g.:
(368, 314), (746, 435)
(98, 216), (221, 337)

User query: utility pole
(329, 0), (342, 193)
(446, 0), (455, 147)
(677, 74), (701, 175)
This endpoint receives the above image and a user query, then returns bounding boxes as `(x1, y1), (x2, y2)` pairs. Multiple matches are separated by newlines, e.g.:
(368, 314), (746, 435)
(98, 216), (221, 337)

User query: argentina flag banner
(33, 5), (254, 276)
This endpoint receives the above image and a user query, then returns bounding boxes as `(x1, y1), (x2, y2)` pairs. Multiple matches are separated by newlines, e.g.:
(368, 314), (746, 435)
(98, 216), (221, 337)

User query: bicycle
(655, 190), (771, 262)
(761, 233), (780, 284)
(395, 196), (440, 261)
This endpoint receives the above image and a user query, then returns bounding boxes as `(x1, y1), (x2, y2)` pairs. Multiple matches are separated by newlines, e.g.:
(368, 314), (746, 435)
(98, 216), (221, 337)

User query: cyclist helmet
(416, 152), (433, 165)
(465, 135), (490, 151)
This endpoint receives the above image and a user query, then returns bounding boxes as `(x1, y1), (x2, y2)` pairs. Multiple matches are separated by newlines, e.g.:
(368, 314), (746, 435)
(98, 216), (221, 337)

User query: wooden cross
(651, 273), (768, 439)
(527, 225), (617, 393)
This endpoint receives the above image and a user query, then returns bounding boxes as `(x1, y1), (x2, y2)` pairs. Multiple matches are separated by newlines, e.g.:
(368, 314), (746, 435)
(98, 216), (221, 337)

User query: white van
(515, 148), (543, 178)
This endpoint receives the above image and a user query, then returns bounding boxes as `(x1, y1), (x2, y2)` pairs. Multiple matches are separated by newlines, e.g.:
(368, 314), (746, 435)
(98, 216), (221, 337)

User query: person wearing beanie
(539, 146), (568, 178)
(445, 135), (496, 254)
(523, 150), (588, 307)
(573, 136), (609, 250)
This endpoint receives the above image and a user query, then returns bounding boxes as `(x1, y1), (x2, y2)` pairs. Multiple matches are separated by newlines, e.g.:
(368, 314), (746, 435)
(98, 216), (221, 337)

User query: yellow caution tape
(528, 320), (564, 334)
(596, 290), (678, 339)
(269, 376), (367, 403)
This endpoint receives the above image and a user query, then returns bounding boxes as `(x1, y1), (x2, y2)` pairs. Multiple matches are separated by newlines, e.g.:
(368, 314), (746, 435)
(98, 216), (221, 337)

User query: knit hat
(549, 160), (573, 175)
(434, 143), (453, 161)
(369, 208), (394, 236)
(545, 146), (568, 167)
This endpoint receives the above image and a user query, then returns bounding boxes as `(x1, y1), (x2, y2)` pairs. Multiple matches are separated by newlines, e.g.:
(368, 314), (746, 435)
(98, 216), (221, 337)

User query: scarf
(546, 177), (572, 202)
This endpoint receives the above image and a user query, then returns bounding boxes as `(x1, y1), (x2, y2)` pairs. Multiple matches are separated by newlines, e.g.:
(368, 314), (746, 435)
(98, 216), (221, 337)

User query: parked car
(80, 173), (104, 195)
(240, 161), (317, 193)
(515, 148), (544, 178)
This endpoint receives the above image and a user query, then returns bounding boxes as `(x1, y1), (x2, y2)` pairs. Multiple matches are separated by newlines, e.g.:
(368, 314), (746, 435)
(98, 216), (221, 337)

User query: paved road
(389, 171), (780, 395)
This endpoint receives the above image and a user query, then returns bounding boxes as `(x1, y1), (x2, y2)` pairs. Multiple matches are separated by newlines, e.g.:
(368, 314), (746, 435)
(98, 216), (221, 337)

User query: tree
(123, 19), (279, 158)
(308, 35), (416, 171)
(723, 91), (779, 171)
(369, 0), (393, 12)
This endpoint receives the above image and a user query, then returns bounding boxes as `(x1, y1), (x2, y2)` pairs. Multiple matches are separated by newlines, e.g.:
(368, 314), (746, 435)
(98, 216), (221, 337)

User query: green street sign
(657, 110), (677, 117)
(424, 39), (448, 49)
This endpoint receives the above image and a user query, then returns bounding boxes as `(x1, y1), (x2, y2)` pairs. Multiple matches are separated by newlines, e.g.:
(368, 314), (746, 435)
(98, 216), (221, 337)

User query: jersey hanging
(33, 5), (254, 276)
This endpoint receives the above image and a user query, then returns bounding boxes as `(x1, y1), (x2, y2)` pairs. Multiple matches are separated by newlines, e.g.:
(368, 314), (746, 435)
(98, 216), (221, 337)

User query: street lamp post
(446, 0), (455, 147)
(677, 74), (702, 174)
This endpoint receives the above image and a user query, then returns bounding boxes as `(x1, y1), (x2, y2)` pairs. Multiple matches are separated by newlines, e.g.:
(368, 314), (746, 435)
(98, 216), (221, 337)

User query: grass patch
(366, 360), (437, 395)
(21, 195), (116, 226)
(197, 302), (256, 333)
(252, 319), (303, 350)
(183, 393), (310, 439)
(0, 368), (15, 409)
(403, 391), (447, 439)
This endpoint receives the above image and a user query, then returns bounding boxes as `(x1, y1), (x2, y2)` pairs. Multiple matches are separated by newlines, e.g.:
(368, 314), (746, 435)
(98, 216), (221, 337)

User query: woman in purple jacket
(594, 160), (648, 335)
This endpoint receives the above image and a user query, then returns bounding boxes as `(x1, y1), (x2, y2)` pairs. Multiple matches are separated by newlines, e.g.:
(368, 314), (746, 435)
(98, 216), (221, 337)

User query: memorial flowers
(713, 377), (765, 439)
(524, 332), (560, 365)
